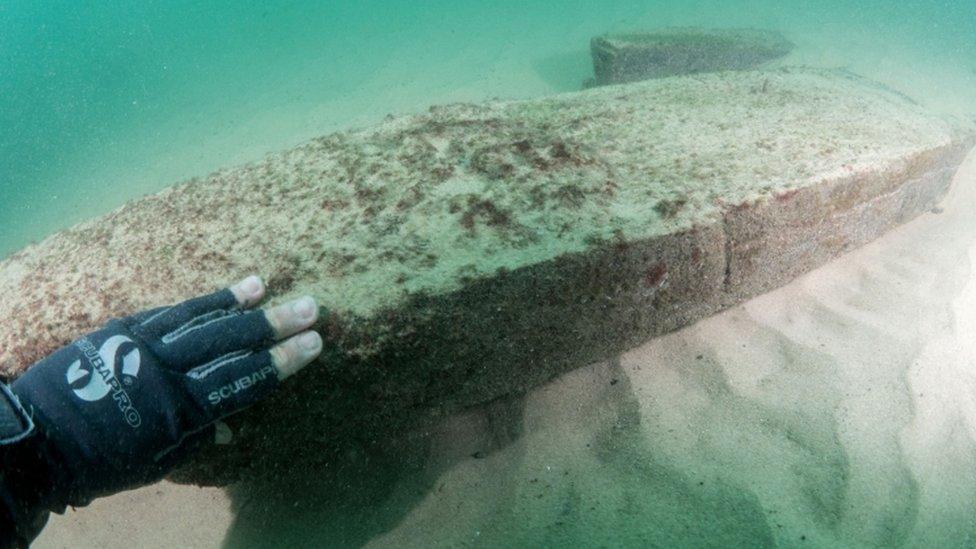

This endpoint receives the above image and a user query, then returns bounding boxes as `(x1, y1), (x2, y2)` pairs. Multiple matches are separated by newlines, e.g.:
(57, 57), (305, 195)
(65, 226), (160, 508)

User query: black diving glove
(5, 278), (322, 514)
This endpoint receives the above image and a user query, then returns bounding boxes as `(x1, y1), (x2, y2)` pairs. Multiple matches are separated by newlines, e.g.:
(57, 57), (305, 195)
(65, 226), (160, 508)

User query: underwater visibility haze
(2, 1), (976, 547)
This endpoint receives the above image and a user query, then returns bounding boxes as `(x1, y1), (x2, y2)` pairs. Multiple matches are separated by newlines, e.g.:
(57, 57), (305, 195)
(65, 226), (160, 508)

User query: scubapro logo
(66, 336), (143, 428)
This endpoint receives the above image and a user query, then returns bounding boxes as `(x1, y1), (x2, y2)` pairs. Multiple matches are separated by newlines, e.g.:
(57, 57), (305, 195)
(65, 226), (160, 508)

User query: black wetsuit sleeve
(0, 383), (52, 548)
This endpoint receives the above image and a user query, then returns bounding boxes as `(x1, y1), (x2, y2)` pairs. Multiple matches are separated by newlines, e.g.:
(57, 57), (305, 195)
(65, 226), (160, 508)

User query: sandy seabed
(34, 152), (976, 547)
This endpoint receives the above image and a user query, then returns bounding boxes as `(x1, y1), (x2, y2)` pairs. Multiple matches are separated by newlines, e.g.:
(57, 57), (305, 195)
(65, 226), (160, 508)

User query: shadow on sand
(220, 393), (528, 547)
(216, 354), (781, 547)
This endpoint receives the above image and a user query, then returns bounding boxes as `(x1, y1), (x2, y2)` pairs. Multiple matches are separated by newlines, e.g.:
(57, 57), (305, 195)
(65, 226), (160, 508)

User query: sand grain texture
(1, 68), (973, 485)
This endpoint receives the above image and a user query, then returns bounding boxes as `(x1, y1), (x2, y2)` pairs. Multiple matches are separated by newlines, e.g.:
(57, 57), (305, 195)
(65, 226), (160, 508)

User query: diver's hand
(9, 275), (322, 507)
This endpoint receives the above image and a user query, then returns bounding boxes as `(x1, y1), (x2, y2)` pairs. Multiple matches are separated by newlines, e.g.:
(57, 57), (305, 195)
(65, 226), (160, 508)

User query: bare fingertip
(233, 275), (265, 304)
(274, 331), (322, 380)
(292, 296), (318, 322)
(240, 275), (264, 296)
(298, 331), (322, 354)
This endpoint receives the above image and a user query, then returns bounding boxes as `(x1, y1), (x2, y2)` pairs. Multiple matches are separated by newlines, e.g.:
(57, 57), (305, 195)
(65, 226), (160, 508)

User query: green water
(2, 1), (973, 258)
(4, 1), (976, 547)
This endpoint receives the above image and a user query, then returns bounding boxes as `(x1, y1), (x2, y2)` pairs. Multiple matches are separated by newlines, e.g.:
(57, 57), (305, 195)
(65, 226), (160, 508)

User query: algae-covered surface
(2, 68), (957, 320)
(0, 67), (963, 366)
(0, 68), (972, 486)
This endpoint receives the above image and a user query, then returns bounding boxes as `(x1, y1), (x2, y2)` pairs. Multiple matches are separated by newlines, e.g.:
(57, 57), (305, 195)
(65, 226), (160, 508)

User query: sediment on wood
(0, 68), (972, 485)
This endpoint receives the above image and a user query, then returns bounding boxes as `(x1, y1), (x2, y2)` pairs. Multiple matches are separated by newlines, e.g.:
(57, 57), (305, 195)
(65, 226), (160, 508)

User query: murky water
(2, 1), (973, 257)
(4, 1), (976, 547)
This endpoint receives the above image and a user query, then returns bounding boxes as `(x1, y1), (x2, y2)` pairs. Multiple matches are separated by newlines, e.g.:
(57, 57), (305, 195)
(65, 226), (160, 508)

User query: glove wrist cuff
(0, 382), (65, 541)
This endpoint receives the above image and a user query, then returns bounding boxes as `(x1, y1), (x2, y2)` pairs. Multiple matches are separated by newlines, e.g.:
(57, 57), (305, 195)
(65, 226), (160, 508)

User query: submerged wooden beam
(1, 68), (972, 485)
(589, 28), (794, 86)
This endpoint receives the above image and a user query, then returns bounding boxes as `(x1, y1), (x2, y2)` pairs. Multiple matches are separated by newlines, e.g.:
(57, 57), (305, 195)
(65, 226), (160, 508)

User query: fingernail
(240, 275), (263, 297)
(298, 331), (322, 353)
(292, 296), (317, 321)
